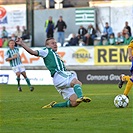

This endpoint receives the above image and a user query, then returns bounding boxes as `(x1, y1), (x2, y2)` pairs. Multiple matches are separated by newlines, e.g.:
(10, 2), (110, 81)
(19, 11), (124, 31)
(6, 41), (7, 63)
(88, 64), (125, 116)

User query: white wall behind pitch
(34, 5), (133, 46)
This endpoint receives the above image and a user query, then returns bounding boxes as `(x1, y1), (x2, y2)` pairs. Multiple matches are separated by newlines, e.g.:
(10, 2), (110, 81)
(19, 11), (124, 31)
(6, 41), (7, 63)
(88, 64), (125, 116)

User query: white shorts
(12, 64), (26, 74)
(53, 71), (77, 100)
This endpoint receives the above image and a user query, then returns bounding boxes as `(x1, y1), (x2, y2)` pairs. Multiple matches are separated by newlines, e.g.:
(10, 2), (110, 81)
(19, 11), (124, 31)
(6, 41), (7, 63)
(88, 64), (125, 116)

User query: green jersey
(5, 47), (22, 67)
(37, 47), (66, 77)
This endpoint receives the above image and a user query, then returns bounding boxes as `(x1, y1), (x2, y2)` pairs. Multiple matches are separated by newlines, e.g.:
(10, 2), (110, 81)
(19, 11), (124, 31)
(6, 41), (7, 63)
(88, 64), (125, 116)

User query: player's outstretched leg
(42, 101), (57, 108)
(42, 100), (72, 108)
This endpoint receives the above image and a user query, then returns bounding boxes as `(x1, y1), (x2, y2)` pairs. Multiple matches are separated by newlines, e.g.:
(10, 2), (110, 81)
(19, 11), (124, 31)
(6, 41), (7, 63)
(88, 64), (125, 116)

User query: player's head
(8, 39), (16, 49)
(45, 37), (58, 51)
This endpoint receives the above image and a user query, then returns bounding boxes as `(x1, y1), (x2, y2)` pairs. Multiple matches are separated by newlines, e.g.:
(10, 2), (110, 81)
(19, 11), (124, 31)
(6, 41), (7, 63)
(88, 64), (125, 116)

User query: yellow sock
(123, 79), (133, 96)
(122, 75), (130, 81)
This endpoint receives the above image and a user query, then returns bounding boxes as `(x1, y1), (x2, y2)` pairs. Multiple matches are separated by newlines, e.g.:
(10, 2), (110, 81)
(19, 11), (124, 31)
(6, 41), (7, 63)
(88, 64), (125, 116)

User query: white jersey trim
(37, 48), (48, 58)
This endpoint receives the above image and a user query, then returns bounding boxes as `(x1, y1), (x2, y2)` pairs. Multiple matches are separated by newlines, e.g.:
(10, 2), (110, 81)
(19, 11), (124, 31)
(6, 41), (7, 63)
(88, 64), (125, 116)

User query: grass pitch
(0, 84), (132, 133)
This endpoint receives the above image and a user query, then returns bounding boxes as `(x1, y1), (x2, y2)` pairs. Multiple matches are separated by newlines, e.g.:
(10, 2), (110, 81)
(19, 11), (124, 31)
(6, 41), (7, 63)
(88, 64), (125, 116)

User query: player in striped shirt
(16, 37), (91, 108)
(5, 39), (34, 92)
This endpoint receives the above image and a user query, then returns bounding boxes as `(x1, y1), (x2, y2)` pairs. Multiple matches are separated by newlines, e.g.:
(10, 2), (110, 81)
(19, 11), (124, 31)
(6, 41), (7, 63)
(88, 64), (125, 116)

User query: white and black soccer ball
(114, 94), (129, 108)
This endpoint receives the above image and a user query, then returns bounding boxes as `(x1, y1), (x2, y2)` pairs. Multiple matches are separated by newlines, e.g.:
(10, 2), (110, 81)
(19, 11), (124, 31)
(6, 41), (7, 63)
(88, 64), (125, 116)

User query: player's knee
(16, 72), (21, 77)
(21, 72), (27, 78)
(71, 78), (82, 87)
(69, 94), (79, 107)
(70, 101), (79, 107)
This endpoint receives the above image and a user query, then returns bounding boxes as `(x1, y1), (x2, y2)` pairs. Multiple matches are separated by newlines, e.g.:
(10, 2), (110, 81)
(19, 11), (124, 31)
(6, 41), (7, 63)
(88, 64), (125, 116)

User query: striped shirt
(37, 47), (66, 77)
(5, 47), (22, 67)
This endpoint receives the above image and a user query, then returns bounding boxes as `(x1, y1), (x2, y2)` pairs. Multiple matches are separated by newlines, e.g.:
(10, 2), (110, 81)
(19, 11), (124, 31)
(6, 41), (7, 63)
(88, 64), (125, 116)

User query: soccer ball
(114, 94), (129, 108)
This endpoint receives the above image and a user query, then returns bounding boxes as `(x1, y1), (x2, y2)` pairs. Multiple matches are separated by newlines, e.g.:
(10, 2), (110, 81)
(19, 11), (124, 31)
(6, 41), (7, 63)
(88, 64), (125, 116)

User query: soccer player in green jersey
(16, 37), (91, 108)
(5, 39), (34, 92)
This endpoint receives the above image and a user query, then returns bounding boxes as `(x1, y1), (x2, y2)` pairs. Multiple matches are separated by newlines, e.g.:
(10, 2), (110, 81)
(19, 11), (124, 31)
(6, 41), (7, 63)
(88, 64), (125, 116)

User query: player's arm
(128, 47), (132, 61)
(6, 56), (17, 61)
(15, 38), (38, 56)
(5, 52), (18, 61)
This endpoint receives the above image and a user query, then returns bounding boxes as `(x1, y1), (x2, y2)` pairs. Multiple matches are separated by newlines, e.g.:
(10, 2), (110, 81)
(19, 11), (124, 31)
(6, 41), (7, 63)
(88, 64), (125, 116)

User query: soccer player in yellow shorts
(118, 39), (133, 98)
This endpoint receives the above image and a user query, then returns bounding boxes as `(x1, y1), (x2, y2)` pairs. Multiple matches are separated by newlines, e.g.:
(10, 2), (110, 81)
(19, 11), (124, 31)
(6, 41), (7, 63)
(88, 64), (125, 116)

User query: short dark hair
(8, 39), (17, 47)
(8, 39), (14, 44)
(45, 37), (54, 45)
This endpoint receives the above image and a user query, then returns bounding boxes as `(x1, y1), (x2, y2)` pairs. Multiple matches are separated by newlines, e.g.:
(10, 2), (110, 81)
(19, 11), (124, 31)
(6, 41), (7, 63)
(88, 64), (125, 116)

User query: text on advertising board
(95, 46), (130, 65)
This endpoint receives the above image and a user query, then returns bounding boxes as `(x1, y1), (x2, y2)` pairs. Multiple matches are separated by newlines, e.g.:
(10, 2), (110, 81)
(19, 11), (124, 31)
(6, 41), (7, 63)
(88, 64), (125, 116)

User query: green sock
(74, 84), (83, 98)
(25, 78), (31, 87)
(16, 78), (20, 86)
(53, 100), (71, 108)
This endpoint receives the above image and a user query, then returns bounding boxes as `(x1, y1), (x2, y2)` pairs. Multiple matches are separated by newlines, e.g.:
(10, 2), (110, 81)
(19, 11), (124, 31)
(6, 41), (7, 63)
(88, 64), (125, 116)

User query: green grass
(0, 84), (132, 133)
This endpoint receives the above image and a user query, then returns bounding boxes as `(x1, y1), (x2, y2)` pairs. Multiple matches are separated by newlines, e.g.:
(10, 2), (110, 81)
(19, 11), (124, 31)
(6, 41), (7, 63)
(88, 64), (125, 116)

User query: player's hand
(129, 56), (133, 61)
(15, 38), (23, 46)
(12, 54), (18, 59)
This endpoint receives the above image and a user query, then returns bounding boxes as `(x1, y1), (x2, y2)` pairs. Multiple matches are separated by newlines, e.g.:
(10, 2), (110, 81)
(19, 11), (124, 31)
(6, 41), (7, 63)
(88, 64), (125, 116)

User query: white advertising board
(0, 70), (53, 85)
(0, 4), (26, 36)
(60, 46), (94, 65)
(0, 46), (94, 67)
(0, 47), (44, 66)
